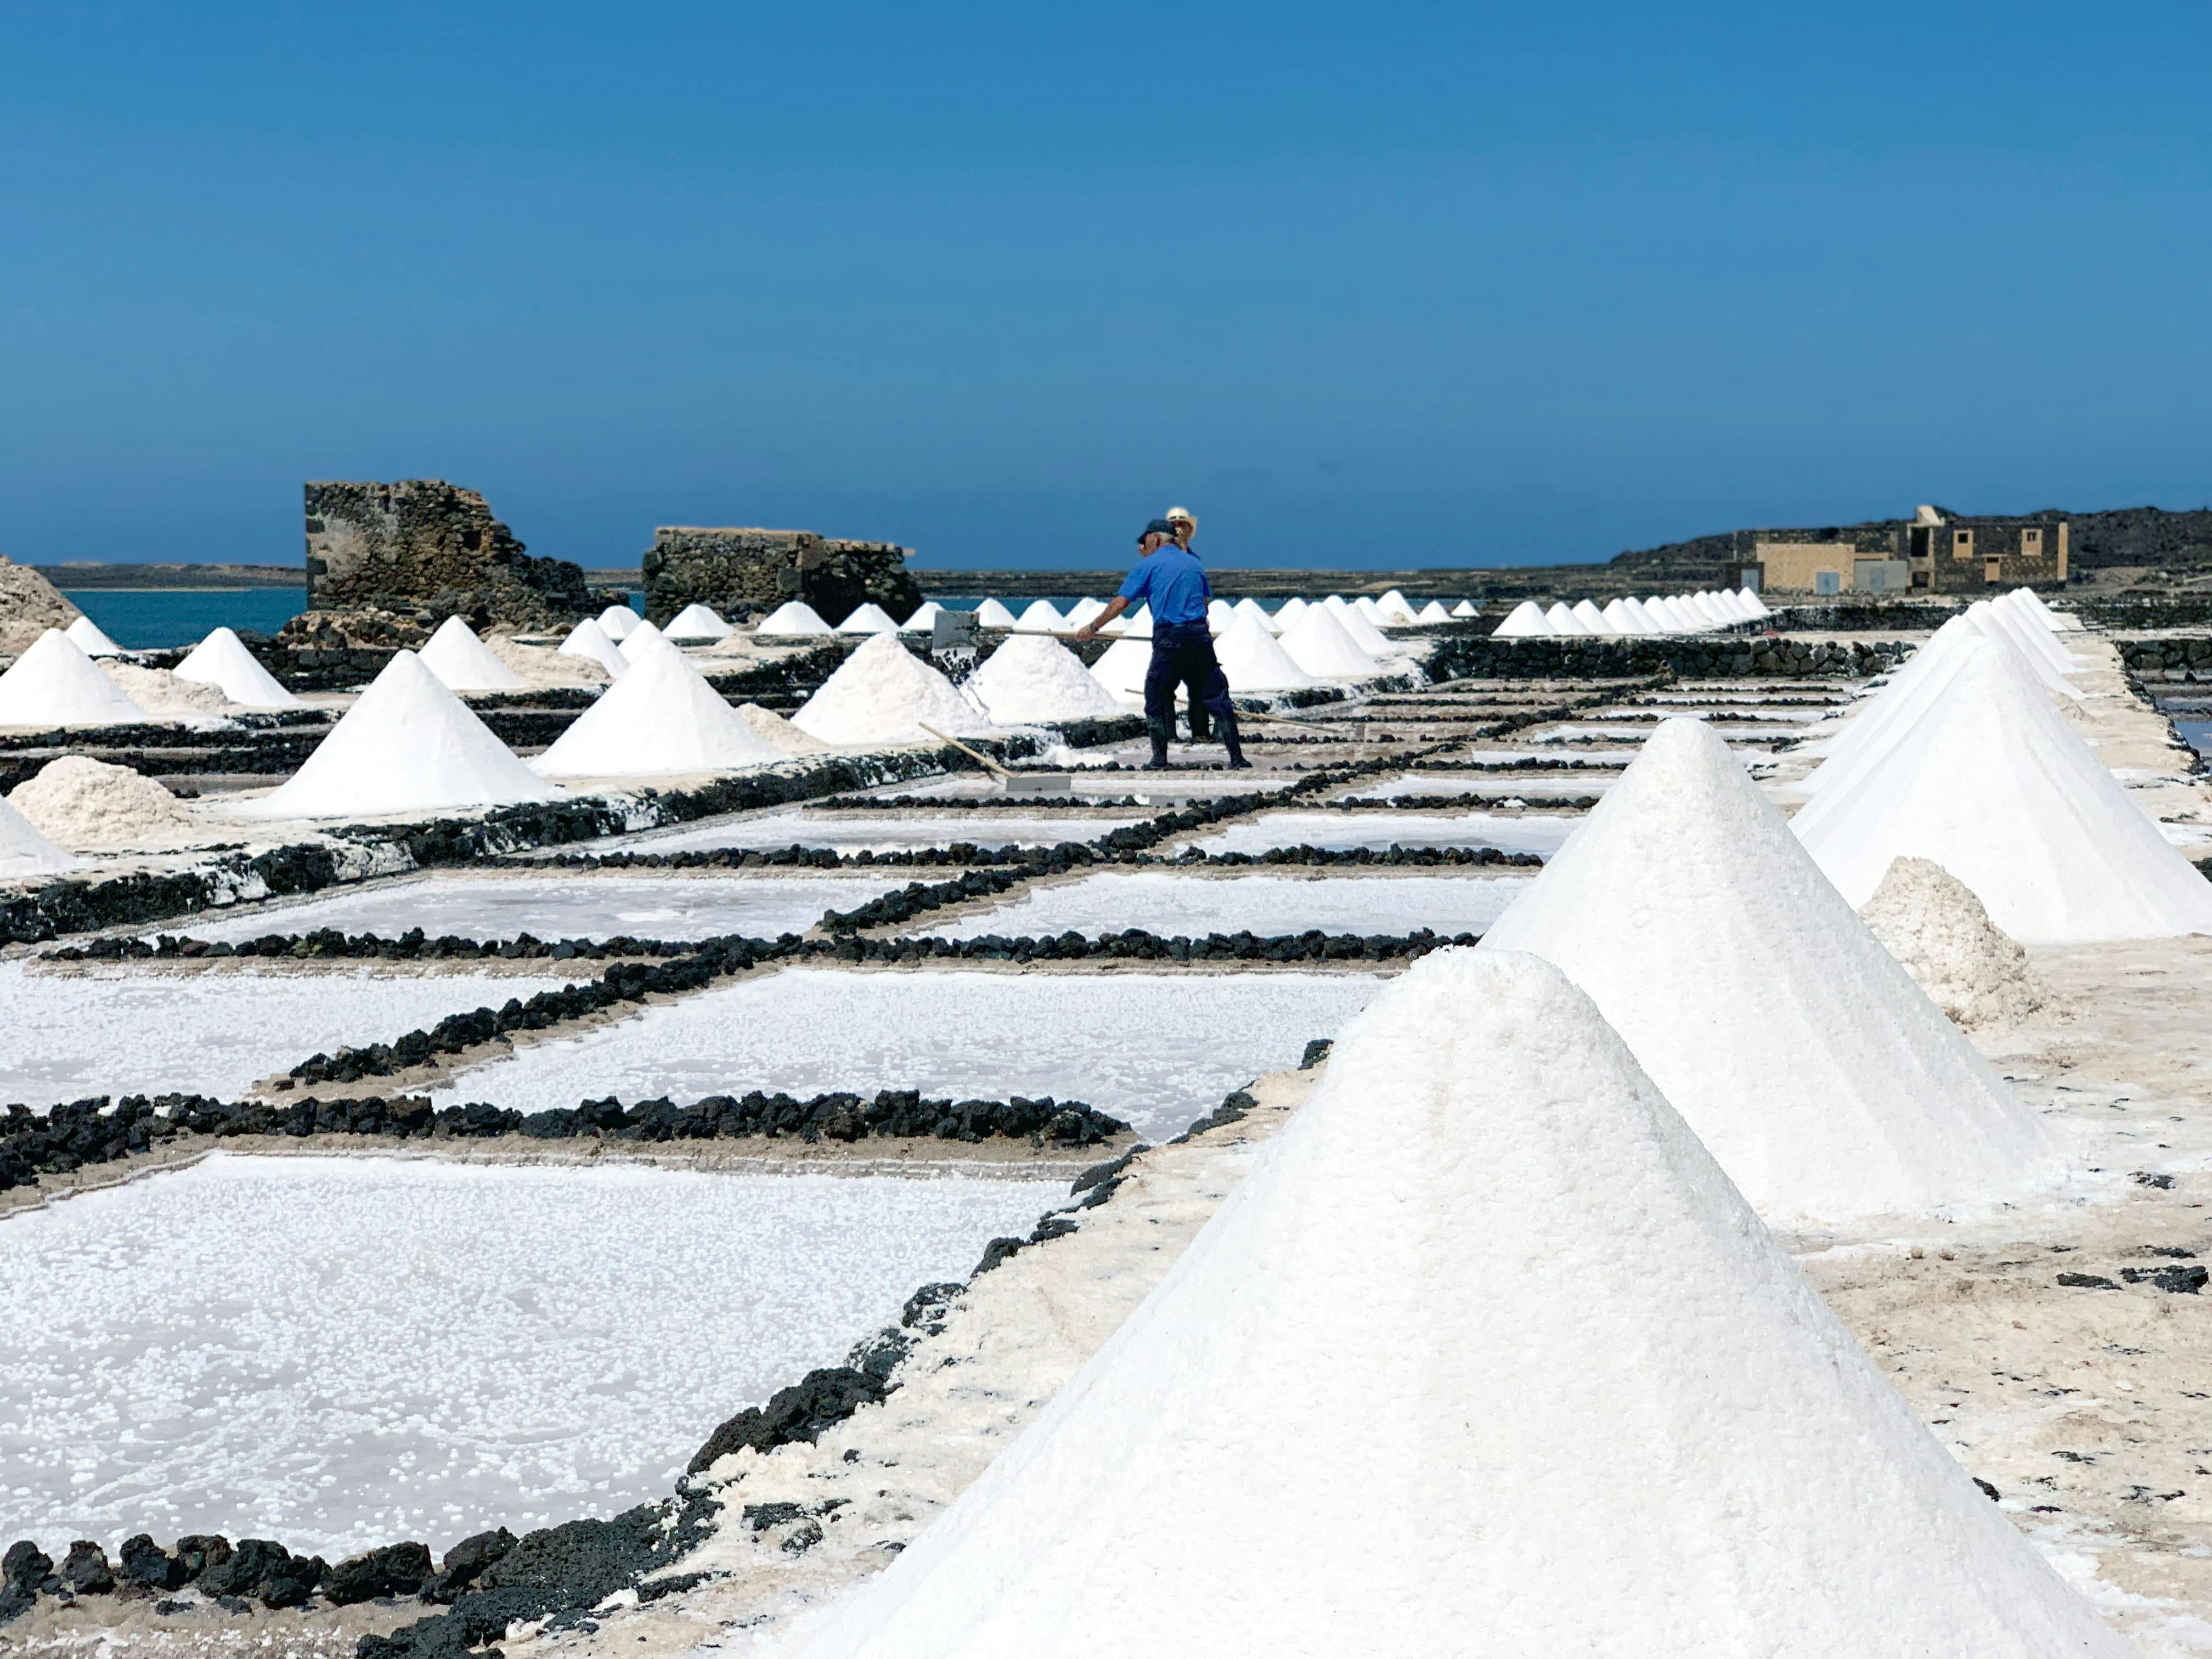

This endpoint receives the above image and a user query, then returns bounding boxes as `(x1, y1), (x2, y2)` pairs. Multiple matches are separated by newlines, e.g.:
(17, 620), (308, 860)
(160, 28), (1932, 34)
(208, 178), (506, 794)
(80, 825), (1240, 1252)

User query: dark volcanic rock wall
(295, 481), (591, 638)
(641, 527), (923, 629)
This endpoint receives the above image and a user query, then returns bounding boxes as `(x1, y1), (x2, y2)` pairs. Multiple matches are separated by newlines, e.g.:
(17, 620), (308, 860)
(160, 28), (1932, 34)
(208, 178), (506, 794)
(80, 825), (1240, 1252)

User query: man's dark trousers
(1144, 621), (1240, 761)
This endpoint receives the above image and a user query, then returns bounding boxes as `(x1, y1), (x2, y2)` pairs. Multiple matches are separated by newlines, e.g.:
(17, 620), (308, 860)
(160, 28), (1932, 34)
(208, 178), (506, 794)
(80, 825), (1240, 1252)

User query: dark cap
(1137, 517), (1178, 544)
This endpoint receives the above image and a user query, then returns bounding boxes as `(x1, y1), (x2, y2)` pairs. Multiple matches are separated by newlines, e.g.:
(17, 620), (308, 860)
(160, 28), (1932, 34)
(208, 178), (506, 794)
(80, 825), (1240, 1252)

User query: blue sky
(3, 3), (2207, 572)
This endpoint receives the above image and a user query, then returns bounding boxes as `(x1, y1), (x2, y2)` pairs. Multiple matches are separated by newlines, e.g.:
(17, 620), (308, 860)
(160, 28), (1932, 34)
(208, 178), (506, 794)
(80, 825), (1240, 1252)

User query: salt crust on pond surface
(1859, 855), (2052, 1032)
(964, 634), (1126, 725)
(1188, 810), (1577, 857)
(0, 628), (148, 726)
(0, 797), (79, 878)
(238, 650), (555, 820)
(417, 616), (526, 693)
(793, 633), (994, 746)
(184, 872), (902, 945)
(1480, 718), (2053, 1224)
(608, 810), (1150, 857)
(921, 871), (1530, 941)
(7, 757), (199, 850)
(0, 1154), (1048, 1561)
(738, 702), (832, 755)
(779, 952), (2126, 1659)
(534, 642), (782, 778)
(0, 962), (578, 1105)
(430, 967), (1382, 1139)
(1794, 641), (2212, 943)
(173, 625), (304, 709)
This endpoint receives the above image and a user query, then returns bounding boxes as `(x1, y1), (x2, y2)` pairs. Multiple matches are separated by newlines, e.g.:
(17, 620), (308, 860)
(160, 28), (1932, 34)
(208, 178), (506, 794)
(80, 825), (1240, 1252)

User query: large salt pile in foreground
(1860, 856), (2051, 1032)
(534, 639), (783, 777)
(417, 616), (526, 693)
(1214, 611), (1320, 692)
(1278, 603), (1378, 679)
(1480, 718), (2050, 1223)
(7, 756), (200, 850)
(0, 629), (149, 726)
(966, 634), (1126, 724)
(787, 949), (2128, 1659)
(792, 632), (994, 746)
(1795, 642), (2212, 942)
(64, 615), (123, 657)
(174, 627), (304, 709)
(0, 796), (80, 877)
(238, 651), (555, 819)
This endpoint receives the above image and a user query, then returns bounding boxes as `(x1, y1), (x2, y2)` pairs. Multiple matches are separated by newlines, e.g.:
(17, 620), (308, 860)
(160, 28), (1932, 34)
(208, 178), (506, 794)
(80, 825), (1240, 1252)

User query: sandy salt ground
(428, 966), (1383, 1141)
(591, 810), (1152, 857)
(917, 870), (1530, 940)
(172, 873), (906, 945)
(1334, 771), (1619, 799)
(0, 963), (578, 1107)
(0, 1154), (1052, 1562)
(1184, 809), (1577, 857)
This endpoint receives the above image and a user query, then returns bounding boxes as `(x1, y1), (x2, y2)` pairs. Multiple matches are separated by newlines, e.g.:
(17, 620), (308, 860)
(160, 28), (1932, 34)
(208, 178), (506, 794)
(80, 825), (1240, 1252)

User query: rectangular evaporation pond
(0, 1153), (1051, 1561)
(889, 774), (1297, 802)
(430, 967), (1383, 1142)
(0, 963), (581, 1109)
(1532, 724), (1778, 746)
(178, 873), (906, 945)
(594, 810), (1152, 856)
(1336, 774), (1616, 800)
(1186, 811), (1576, 859)
(921, 871), (1530, 941)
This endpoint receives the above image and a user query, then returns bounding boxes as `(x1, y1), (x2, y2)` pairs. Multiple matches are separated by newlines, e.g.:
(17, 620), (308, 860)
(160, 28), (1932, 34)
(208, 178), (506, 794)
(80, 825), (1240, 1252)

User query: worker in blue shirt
(1076, 506), (1249, 770)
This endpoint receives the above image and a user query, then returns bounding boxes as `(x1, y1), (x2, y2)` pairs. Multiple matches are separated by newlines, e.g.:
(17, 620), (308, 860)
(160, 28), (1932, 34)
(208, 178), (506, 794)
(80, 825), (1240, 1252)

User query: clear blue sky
(3, 3), (2207, 573)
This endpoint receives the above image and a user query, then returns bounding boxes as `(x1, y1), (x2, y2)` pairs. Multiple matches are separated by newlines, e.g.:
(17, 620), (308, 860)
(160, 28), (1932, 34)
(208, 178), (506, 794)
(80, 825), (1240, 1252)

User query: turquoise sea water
(64, 590), (309, 650)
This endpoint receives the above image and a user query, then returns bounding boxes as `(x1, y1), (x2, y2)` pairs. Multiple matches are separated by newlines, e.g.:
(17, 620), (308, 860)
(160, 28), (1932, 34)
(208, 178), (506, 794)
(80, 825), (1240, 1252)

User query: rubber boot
(1144, 718), (1173, 771)
(1222, 713), (1252, 770)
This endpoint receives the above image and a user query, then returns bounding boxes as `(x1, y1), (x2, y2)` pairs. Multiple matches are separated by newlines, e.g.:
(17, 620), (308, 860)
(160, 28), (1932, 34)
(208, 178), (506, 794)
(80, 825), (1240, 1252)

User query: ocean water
(64, 589), (308, 650)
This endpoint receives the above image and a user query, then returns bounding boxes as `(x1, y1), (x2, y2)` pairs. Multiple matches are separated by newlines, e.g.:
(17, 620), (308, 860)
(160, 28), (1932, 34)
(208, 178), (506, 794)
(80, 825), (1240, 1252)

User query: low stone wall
(641, 527), (923, 629)
(1425, 635), (1909, 680)
(2117, 636), (2212, 680)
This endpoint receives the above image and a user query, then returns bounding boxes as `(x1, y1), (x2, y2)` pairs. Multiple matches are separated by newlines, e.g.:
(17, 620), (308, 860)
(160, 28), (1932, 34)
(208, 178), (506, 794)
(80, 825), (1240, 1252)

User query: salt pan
(64, 615), (122, 657)
(237, 650), (555, 819)
(966, 634), (1127, 724)
(417, 616), (526, 693)
(787, 950), (2125, 1659)
(534, 641), (782, 777)
(0, 629), (149, 727)
(1480, 718), (2052, 1223)
(792, 633), (994, 746)
(174, 627), (304, 709)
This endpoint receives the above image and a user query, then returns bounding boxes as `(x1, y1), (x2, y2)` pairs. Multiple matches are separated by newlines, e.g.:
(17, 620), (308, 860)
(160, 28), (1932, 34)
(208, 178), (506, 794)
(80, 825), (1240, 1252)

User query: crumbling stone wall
(291, 481), (590, 642)
(641, 527), (923, 629)
(0, 556), (83, 655)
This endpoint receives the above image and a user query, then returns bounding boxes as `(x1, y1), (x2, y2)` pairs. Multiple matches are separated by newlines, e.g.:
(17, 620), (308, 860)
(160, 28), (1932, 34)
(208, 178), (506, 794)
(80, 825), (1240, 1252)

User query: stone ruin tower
(293, 481), (591, 643)
(641, 527), (923, 629)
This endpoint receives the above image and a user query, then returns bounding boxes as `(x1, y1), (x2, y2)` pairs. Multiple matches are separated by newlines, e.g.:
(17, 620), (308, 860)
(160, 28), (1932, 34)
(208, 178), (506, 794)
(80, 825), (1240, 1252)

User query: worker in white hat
(1163, 507), (1197, 546)
(1077, 505), (1246, 770)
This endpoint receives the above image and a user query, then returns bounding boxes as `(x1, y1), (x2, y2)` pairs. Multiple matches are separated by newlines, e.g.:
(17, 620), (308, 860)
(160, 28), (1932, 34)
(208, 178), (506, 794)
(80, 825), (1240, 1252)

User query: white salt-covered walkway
(919, 871), (1527, 940)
